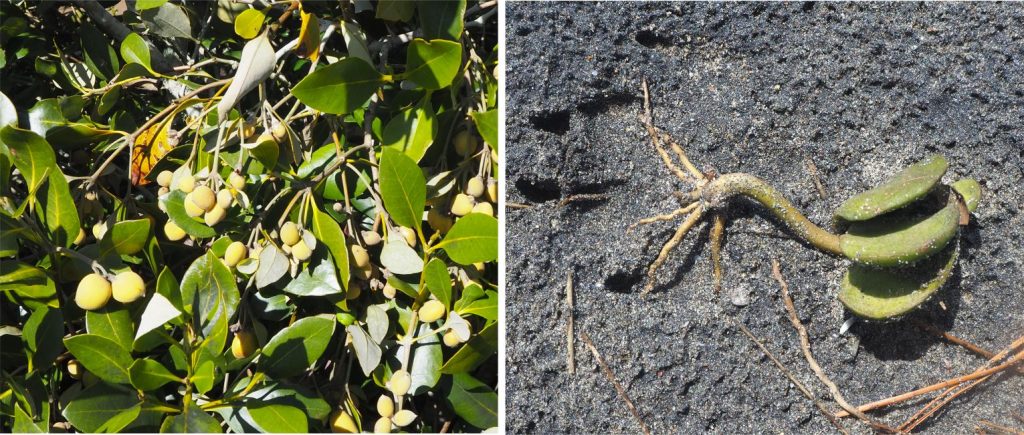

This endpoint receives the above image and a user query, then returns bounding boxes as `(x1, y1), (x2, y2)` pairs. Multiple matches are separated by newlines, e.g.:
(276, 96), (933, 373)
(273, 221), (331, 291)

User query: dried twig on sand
(566, 271), (575, 374)
(579, 332), (651, 435)
(558, 193), (610, 207)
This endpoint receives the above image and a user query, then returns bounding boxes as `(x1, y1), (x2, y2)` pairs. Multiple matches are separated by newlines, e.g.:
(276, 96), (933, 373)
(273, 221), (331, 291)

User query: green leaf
(366, 304), (389, 344)
(191, 358), (216, 395)
(291, 57), (383, 115)
(135, 292), (181, 345)
(255, 243), (289, 288)
(161, 402), (222, 433)
(282, 253), (342, 297)
(376, 0), (415, 22)
(135, 0), (168, 10)
(162, 190), (217, 238)
(380, 236), (424, 275)
(62, 383), (144, 432)
(155, 265), (183, 310)
(0, 90), (17, 127)
(183, 252), (239, 341)
(14, 402), (48, 433)
(433, 213), (497, 265)
(404, 39), (462, 90)
(840, 244), (958, 320)
(245, 382), (331, 423)
(0, 126), (55, 194)
(119, 33), (152, 71)
(440, 322), (497, 374)
(129, 358), (181, 391)
(41, 166), (79, 247)
(248, 403), (307, 433)
(259, 315), (335, 378)
(394, 323), (442, 395)
(424, 258), (451, 309)
(310, 205), (349, 293)
(379, 148), (426, 230)
(835, 154), (948, 222)
(234, 9), (264, 39)
(383, 97), (437, 162)
(141, 3), (193, 40)
(470, 109), (498, 150)
(445, 373), (497, 429)
(109, 218), (151, 256)
(460, 290), (497, 320)
(63, 334), (133, 384)
(23, 306), (64, 371)
(839, 197), (960, 267)
(347, 323), (381, 376)
(218, 31), (275, 123)
(86, 305), (135, 352)
(95, 403), (141, 433)
(418, 0), (466, 40)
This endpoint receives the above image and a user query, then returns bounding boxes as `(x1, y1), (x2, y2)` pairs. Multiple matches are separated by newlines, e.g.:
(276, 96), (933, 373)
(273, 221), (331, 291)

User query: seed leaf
(840, 195), (959, 267)
(839, 243), (958, 320)
(835, 154), (948, 222)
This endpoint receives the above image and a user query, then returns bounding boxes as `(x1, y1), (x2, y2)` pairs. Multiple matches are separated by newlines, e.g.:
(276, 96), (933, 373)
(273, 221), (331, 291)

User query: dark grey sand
(505, 3), (1024, 433)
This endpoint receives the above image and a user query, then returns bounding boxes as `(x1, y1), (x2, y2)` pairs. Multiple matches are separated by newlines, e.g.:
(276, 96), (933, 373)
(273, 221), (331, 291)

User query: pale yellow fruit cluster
(75, 270), (146, 311)
(280, 222), (312, 261)
(159, 170), (246, 241)
(429, 174), (497, 236)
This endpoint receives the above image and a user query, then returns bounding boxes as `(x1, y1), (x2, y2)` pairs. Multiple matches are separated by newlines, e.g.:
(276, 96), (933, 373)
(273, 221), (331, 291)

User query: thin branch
(579, 332), (651, 435)
(566, 271), (575, 375)
(558, 193), (609, 207)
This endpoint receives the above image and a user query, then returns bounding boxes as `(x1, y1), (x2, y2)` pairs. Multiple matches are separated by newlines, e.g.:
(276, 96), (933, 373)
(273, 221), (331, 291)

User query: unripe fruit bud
(280, 222), (301, 246)
(67, 359), (83, 379)
(216, 189), (233, 209)
(390, 370), (411, 396)
(184, 193), (205, 217)
(231, 330), (257, 359)
(374, 417), (392, 434)
(466, 176), (485, 198)
(229, 172), (246, 190)
(351, 245), (370, 269)
(454, 130), (477, 157)
(332, 202), (344, 213)
(204, 206), (227, 226)
(376, 395), (394, 418)
(191, 185), (217, 212)
(76, 273), (112, 310)
(329, 410), (358, 433)
(382, 283), (397, 299)
(92, 221), (107, 240)
(291, 239), (312, 261)
(224, 242), (247, 267)
(177, 174), (195, 193)
(111, 270), (146, 303)
(156, 170), (173, 187)
(158, 186), (169, 196)
(451, 193), (475, 217)
(443, 329), (461, 347)
(362, 230), (382, 246)
(74, 227), (87, 245)
(84, 191), (98, 201)
(418, 299), (445, 323)
(400, 227), (416, 248)
(164, 221), (187, 241)
(471, 202), (494, 217)
(427, 207), (453, 233)
(486, 179), (498, 203)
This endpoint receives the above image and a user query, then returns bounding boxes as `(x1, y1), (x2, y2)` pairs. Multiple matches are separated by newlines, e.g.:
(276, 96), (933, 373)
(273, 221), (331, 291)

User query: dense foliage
(0, 0), (499, 432)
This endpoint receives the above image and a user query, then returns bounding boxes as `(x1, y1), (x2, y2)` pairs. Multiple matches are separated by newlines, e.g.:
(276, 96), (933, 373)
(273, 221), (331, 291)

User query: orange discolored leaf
(295, 10), (320, 62)
(130, 119), (174, 186)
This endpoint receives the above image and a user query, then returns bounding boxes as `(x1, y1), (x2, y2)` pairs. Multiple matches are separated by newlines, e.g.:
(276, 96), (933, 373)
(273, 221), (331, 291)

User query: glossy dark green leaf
(840, 197), (959, 267)
(951, 178), (981, 213)
(160, 402), (222, 433)
(141, 3), (193, 40)
(135, 293), (181, 346)
(109, 218), (151, 256)
(246, 382), (331, 423)
(86, 305), (134, 352)
(470, 109), (497, 150)
(440, 321), (497, 374)
(460, 290), (497, 320)
(63, 334), (133, 384)
(347, 323), (381, 376)
(382, 97), (436, 162)
(155, 265), (183, 311)
(41, 166), (79, 247)
(255, 243), (288, 289)
(445, 373), (497, 429)
(839, 244), (958, 320)
(376, 0), (415, 22)
(96, 403), (141, 433)
(424, 258), (452, 309)
(835, 154), (948, 221)
(14, 402), (48, 433)
(433, 213), (497, 265)
(247, 403), (307, 433)
(129, 358), (181, 391)
(380, 236), (424, 274)
(259, 315), (335, 378)
(404, 39), (462, 90)
(119, 33), (152, 71)
(23, 306), (64, 371)
(282, 253), (342, 297)
(395, 323), (442, 395)
(182, 251), (239, 340)
(379, 148), (426, 230)
(191, 358), (216, 396)
(62, 383), (144, 432)
(310, 205), (349, 293)
(162, 190), (217, 238)
(291, 57), (383, 115)
(418, 0), (465, 40)
(0, 126), (55, 193)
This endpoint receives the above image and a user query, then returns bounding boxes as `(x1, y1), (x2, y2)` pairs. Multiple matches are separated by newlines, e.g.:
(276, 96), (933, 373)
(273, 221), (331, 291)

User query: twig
(579, 332), (651, 435)
(910, 319), (1006, 363)
(978, 420), (1024, 435)
(558, 193), (609, 207)
(566, 271), (575, 374)
(505, 201), (533, 209)
(771, 260), (893, 432)
(731, 319), (850, 435)
(803, 157), (827, 199)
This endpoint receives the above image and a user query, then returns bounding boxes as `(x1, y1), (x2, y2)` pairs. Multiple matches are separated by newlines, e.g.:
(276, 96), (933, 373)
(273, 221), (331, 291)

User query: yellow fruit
(382, 283), (397, 299)
(389, 370), (411, 396)
(84, 191), (98, 201)
(451, 193), (475, 217)
(176, 174), (195, 193)
(156, 170), (173, 187)
(400, 227), (416, 247)
(272, 123), (289, 143)
(486, 179), (498, 203)
(204, 206), (227, 226)
(362, 230), (382, 246)
(91, 221), (107, 240)
(67, 359), (83, 379)
(74, 227), (87, 245)
(454, 130), (477, 157)
(329, 410), (358, 433)
(111, 270), (146, 303)
(443, 329), (461, 347)
(418, 299), (445, 323)
(229, 172), (246, 190)
(241, 122), (257, 139)
(351, 245), (370, 269)
(427, 207), (453, 233)
(75, 273), (112, 311)
(184, 193), (205, 217)
(471, 202), (494, 217)
(376, 395), (394, 418)
(373, 417), (392, 434)
(280, 222), (301, 246)
(164, 221), (187, 241)
(216, 189), (233, 209)
(224, 242), (247, 267)
(291, 239), (312, 261)
(231, 330), (257, 359)
(191, 185), (217, 212)
(466, 176), (485, 197)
